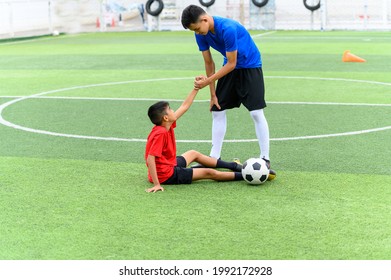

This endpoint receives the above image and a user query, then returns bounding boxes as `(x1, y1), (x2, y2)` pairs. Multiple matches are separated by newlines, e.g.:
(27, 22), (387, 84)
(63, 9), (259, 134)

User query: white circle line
(267, 75), (391, 86)
(0, 76), (391, 143)
(0, 77), (195, 112)
(2, 96), (391, 107)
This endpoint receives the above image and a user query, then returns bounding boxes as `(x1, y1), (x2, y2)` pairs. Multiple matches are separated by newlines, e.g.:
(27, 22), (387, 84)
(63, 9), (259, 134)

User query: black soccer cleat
(268, 169), (276, 181)
(262, 158), (276, 181)
(233, 158), (243, 172)
(262, 158), (271, 169)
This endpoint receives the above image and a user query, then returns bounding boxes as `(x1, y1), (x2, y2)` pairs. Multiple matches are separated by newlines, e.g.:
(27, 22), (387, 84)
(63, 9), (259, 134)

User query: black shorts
(211, 67), (266, 111)
(162, 156), (193, 185)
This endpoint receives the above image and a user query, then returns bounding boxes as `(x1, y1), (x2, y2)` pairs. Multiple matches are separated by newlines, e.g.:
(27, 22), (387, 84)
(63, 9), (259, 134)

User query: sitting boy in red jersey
(145, 85), (243, 193)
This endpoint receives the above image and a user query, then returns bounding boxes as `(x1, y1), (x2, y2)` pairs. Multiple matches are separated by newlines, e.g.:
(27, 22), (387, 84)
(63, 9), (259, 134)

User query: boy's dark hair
(148, 101), (169, 125)
(181, 5), (206, 29)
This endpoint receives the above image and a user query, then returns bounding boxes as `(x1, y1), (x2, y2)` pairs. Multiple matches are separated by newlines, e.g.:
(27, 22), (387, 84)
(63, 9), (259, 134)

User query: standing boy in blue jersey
(181, 5), (276, 178)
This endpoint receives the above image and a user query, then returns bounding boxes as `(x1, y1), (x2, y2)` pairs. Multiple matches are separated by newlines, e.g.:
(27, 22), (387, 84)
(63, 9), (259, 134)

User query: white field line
(2, 95), (391, 107)
(0, 37), (54, 46)
(3, 31), (389, 48)
(252, 31), (277, 38)
(0, 76), (391, 143)
(0, 33), (82, 46)
(254, 36), (391, 40)
(267, 76), (391, 86)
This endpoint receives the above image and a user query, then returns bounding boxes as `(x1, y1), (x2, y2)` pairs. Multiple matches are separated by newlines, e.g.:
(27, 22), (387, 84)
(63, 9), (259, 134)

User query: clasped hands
(194, 75), (208, 89)
(194, 75), (221, 110)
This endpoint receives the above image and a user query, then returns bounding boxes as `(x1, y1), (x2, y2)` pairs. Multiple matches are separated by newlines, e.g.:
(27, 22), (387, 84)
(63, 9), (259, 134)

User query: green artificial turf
(0, 30), (390, 260)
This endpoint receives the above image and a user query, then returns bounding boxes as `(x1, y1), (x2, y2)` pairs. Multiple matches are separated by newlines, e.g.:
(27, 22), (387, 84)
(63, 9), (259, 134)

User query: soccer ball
(241, 158), (269, 185)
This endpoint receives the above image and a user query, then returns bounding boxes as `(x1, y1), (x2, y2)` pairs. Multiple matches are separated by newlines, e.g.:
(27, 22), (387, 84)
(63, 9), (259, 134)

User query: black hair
(148, 101), (169, 125)
(181, 5), (206, 29)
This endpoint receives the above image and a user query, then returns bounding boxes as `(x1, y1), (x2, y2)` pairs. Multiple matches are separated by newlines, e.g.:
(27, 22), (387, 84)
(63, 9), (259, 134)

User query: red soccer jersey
(145, 122), (177, 183)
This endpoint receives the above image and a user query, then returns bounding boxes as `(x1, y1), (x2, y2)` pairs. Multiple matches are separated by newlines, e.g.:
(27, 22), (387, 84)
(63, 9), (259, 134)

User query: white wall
(0, 0), (54, 38)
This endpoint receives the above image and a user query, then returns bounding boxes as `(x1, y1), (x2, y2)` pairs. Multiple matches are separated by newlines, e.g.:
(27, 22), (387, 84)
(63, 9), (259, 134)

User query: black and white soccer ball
(242, 158), (269, 185)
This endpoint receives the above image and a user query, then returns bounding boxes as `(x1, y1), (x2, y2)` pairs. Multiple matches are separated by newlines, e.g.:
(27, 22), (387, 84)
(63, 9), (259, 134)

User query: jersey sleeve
(223, 25), (238, 53)
(147, 132), (164, 158)
(195, 34), (209, 52)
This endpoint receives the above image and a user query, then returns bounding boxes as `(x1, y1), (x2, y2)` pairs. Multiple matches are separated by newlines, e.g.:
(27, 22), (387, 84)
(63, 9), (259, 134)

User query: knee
(183, 150), (201, 163)
(187, 150), (199, 158)
(212, 110), (227, 120)
(204, 168), (218, 178)
(250, 109), (265, 122)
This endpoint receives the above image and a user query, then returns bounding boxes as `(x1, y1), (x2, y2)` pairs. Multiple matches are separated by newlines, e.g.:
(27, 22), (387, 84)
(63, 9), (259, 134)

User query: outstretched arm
(174, 87), (199, 120)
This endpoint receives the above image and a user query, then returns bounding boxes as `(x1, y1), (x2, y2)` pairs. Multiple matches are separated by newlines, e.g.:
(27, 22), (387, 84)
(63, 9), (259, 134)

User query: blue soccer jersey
(195, 16), (262, 69)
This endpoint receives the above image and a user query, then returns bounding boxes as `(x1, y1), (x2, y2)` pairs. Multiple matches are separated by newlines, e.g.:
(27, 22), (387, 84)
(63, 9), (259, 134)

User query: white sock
(250, 109), (270, 160)
(210, 110), (227, 159)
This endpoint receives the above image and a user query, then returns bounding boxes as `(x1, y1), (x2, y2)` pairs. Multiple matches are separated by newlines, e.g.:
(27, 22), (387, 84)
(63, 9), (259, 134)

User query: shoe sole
(268, 169), (276, 181)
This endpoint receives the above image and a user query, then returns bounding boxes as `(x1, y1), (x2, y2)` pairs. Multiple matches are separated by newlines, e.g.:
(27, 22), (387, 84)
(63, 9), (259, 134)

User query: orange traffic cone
(96, 17), (100, 28)
(342, 50), (366, 62)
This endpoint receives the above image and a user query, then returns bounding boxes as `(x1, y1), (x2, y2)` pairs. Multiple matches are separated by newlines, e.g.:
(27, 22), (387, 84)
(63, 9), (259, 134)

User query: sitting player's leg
(181, 150), (242, 171)
(182, 150), (215, 166)
(192, 168), (243, 182)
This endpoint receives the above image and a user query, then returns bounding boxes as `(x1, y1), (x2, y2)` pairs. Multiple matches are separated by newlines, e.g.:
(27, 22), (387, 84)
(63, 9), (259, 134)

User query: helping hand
(194, 75), (208, 89)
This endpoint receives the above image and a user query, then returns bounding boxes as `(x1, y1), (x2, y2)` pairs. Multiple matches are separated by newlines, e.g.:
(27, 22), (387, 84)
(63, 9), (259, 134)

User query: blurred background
(1, 0), (390, 39)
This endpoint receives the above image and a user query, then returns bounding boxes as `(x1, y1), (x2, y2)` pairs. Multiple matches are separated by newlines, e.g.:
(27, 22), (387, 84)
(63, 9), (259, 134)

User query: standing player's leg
(210, 110), (227, 159)
(241, 68), (270, 161)
(209, 71), (239, 159)
(241, 68), (276, 180)
(250, 109), (270, 161)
